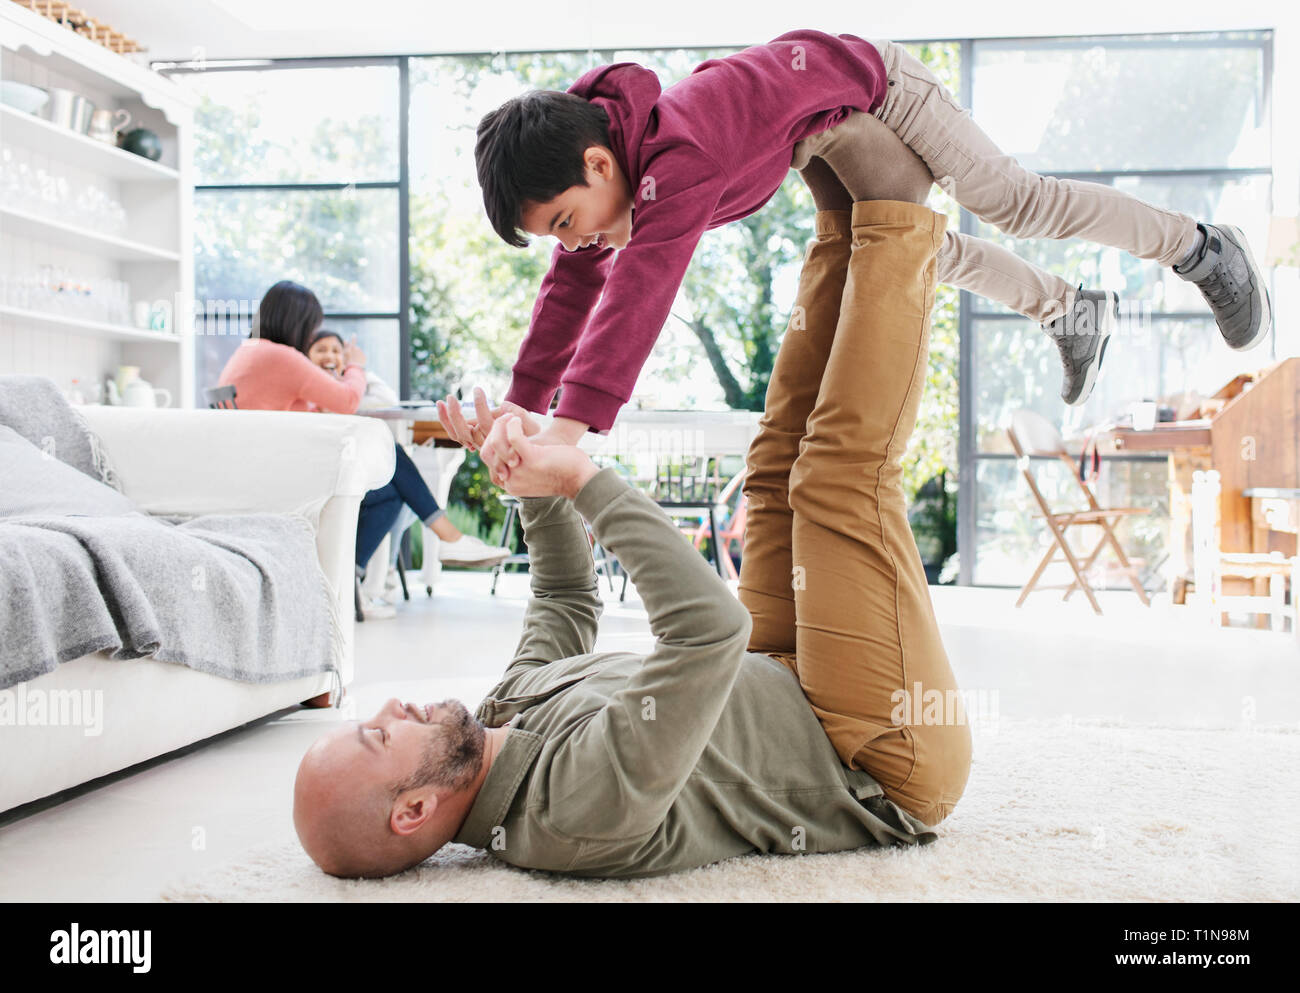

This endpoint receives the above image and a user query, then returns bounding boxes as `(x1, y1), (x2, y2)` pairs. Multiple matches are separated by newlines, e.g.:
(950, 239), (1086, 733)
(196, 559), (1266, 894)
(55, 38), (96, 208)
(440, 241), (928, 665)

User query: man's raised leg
(738, 206), (851, 670)
(787, 199), (972, 826)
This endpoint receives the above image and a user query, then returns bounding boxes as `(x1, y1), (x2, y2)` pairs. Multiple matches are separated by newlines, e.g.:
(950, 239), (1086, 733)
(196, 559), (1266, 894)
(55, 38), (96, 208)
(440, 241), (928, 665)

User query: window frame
(163, 55), (411, 397)
(162, 31), (1273, 587)
(954, 30), (1274, 586)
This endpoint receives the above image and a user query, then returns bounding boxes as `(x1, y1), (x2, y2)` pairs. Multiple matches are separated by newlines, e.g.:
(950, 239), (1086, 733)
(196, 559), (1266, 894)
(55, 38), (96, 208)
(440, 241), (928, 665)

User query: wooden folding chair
(1007, 409), (1152, 615)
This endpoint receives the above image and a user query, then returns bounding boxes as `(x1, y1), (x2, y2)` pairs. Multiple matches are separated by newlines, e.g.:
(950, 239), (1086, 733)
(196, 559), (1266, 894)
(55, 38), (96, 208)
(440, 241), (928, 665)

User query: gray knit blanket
(0, 376), (341, 692)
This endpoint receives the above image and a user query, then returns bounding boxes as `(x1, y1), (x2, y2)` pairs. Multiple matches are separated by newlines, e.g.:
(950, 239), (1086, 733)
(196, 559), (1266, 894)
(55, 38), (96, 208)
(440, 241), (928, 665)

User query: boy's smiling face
(520, 144), (635, 252)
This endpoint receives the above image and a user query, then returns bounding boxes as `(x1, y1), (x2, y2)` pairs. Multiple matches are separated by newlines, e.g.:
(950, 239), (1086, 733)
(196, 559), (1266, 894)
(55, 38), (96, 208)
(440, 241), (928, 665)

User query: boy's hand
(482, 414), (597, 499)
(529, 416), (590, 448)
(437, 386), (541, 453)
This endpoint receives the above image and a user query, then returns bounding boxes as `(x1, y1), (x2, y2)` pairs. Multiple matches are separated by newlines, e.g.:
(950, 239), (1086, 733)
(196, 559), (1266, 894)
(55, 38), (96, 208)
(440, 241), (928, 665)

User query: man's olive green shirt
(452, 466), (936, 878)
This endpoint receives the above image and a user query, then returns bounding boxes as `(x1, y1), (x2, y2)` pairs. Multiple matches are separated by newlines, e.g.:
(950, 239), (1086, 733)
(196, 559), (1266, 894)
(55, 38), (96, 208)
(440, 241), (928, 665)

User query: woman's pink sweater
(216, 338), (365, 413)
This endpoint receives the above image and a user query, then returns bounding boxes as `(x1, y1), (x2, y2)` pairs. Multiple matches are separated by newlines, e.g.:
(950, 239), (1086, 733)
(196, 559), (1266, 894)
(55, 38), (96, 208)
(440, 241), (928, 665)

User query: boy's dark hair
(252, 280), (324, 354)
(475, 90), (611, 248)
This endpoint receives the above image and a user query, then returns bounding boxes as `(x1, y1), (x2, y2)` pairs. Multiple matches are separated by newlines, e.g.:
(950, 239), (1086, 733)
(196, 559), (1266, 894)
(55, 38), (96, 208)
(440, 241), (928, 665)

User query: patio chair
(681, 468), (748, 580)
(1007, 409), (1152, 615)
(489, 492), (629, 600)
(653, 454), (729, 578)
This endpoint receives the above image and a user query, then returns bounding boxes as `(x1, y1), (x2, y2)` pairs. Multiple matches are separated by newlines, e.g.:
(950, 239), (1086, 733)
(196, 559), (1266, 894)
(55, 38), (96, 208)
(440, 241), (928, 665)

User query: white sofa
(0, 406), (395, 814)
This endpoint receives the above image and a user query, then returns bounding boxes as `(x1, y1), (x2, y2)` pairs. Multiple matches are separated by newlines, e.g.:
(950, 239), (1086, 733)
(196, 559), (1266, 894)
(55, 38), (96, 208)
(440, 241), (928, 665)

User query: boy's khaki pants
(792, 39), (1199, 325)
(738, 200), (971, 827)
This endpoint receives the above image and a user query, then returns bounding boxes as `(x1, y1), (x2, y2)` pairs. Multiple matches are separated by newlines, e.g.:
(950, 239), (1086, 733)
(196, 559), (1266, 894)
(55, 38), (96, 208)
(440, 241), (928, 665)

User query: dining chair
(203, 384), (237, 409)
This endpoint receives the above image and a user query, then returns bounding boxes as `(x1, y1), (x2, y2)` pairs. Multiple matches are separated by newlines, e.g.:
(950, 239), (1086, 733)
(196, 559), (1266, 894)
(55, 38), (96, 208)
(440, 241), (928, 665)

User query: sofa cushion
(0, 426), (138, 518)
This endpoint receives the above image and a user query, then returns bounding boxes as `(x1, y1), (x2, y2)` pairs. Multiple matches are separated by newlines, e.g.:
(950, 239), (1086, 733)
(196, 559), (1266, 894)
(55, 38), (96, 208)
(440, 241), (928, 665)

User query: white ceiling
(83, 0), (1296, 62)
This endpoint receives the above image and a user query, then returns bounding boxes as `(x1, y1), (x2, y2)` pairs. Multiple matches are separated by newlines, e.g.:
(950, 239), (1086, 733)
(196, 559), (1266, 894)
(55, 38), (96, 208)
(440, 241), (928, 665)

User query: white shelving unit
(0, 102), (178, 181)
(0, 204), (181, 260)
(0, 303), (180, 343)
(0, 2), (194, 407)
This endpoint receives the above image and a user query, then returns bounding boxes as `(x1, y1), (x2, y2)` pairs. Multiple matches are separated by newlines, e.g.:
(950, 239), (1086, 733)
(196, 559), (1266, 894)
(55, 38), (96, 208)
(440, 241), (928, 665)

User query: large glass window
(170, 32), (1272, 589)
(960, 31), (1272, 587)
(176, 61), (404, 397)
(405, 42), (961, 514)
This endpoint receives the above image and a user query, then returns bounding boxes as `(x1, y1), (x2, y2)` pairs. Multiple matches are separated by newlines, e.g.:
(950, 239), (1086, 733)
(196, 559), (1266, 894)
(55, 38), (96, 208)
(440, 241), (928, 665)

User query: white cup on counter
(1131, 401), (1158, 432)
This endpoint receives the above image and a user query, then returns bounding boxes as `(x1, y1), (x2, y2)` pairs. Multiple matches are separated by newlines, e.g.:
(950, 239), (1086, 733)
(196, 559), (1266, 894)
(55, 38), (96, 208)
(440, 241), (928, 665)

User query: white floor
(1, 571), (1296, 902)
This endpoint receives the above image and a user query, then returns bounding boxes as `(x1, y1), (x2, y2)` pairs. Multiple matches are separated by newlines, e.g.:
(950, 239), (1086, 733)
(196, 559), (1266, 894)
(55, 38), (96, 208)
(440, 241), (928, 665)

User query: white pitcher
(121, 377), (171, 408)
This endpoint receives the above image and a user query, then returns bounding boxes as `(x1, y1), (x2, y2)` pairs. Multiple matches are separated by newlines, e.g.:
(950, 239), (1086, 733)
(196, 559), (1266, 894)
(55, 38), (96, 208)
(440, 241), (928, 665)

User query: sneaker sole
(1064, 291), (1117, 407)
(1216, 224), (1272, 351)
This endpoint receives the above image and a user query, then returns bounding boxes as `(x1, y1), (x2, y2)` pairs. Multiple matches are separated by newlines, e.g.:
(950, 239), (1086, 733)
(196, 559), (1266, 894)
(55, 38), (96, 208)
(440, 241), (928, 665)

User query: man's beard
(394, 701), (485, 795)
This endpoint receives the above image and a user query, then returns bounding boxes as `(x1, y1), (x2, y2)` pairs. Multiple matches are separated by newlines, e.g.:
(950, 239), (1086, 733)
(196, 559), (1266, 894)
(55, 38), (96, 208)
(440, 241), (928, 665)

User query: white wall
(88, 0), (1299, 59)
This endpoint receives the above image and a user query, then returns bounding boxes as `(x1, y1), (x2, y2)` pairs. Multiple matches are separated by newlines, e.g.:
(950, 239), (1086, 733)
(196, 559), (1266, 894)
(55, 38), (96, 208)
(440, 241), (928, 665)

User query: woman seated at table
(216, 281), (509, 606)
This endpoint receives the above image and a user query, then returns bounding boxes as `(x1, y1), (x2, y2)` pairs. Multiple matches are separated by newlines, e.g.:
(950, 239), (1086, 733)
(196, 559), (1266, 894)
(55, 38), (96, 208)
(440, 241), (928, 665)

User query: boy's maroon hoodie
(502, 29), (889, 433)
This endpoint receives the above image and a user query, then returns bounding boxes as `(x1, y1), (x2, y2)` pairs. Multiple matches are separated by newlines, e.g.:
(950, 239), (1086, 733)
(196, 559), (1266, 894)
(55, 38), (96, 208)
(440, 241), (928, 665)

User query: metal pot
(45, 88), (95, 133)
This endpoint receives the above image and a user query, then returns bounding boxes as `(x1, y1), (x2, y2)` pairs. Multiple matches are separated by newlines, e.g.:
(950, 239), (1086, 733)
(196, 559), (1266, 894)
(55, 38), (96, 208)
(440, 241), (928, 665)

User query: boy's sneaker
(1042, 287), (1118, 406)
(438, 533), (511, 568)
(1173, 223), (1272, 351)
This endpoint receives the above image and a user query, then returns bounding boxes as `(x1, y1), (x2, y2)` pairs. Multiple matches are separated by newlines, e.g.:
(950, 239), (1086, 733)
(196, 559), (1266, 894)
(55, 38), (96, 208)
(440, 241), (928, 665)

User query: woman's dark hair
(309, 328), (346, 350)
(475, 90), (611, 249)
(252, 280), (324, 354)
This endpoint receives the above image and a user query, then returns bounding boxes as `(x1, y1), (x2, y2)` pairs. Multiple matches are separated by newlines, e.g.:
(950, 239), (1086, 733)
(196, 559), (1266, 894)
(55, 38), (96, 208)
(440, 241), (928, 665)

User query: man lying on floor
(294, 201), (972, 880)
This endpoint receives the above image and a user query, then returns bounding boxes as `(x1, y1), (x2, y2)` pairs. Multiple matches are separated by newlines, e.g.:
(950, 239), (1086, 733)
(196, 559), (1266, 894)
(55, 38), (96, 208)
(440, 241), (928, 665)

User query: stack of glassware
(0, 265), (132, 326)
(0, 147), (129, 236)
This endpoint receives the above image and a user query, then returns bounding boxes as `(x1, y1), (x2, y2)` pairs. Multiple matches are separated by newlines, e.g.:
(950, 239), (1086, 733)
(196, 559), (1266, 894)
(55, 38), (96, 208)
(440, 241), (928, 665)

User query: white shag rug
(162, 717), (1300, 902)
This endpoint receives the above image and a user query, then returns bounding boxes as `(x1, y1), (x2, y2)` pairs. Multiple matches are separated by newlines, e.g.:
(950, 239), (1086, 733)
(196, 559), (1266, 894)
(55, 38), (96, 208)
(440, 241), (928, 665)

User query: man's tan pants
(738, 201), (971, 827)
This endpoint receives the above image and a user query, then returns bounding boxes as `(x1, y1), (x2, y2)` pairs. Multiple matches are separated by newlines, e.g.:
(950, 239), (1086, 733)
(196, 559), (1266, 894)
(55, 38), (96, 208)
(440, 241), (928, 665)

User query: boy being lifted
(472, 29), (1269, 427)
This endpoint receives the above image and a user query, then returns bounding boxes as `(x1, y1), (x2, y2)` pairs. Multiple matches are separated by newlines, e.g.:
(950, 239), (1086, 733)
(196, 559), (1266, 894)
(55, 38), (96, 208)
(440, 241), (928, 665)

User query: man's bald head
(292, 698), (487, 878)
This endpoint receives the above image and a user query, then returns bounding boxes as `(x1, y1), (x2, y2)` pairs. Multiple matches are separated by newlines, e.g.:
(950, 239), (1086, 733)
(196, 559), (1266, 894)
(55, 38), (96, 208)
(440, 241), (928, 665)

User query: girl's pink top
(216, 337), (366, 413)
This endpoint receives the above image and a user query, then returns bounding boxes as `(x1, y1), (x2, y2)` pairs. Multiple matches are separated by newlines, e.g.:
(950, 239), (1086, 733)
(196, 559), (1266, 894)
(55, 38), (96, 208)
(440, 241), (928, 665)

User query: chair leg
(491, 502), (518, 597)
(1098, 516), (1151, 607)
(1270, 573), (1286, 632)
(497, 502), (518, 549)
(354, 576), (365, 623)
(396, 529), (411, 602)
(597, 540), (615, 592)
(1054, 523), (1104, 615)
(721, 535), (739, 580)
(708, 506), (724, 578)
(1063, 531), (1107, 603)
(1293, 559), (1300, 639)
(1016, 543), (1057, 608)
